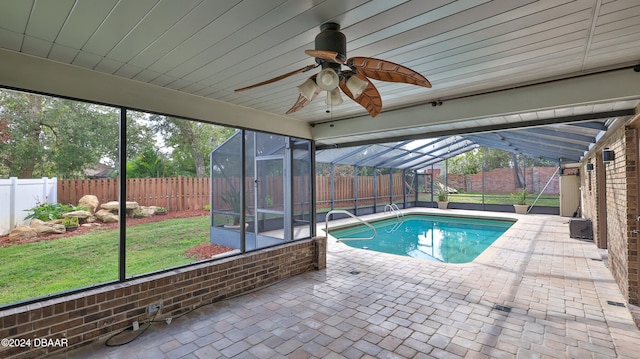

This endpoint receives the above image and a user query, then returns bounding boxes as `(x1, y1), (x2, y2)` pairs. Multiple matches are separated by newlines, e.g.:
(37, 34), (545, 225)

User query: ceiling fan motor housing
(315, 22), (346, 66)
(236, 21), (430, 118)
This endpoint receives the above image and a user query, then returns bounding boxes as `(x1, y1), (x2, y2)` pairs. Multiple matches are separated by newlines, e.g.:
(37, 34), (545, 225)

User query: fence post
(9, 177), (16, 231)
(179, 176), (184, 210)
(41, 177), (57, 204)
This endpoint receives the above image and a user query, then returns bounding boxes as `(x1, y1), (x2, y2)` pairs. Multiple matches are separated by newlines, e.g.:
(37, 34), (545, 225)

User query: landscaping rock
(81, 223), (101, 228)
(140, 206), (158, 217)
(29, 219), (66, 235)
(78, 195), (99, 214)
(100, 201), (119, 211)
(95, 209), (119, 223)
(9, 225), (39, 241)
(125, 201), (140, 210)
(62, 210), (96, 223)
(100, 201), (140, 215)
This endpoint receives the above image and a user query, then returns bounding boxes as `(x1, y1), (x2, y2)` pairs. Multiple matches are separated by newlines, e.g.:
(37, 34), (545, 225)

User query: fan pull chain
(325, 93), (334, 121)
(326, 91), (331, 114)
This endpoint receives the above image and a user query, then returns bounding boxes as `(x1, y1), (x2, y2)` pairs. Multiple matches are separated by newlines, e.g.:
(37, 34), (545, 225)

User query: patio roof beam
(314, 109), (632, 150)
(405, 144), (479, 170)
(328, 145), (372, 164)
(466, 136), (583, 161)
(567, 121), (608, 131)
(401, 141), (478, 169)
(313, 68), (639, 145)
(392, 138), (470, 168)
(519, 127), (596, 145)
(375, 140), (441, 168)
(353, 140), (413, 167)
(493, 132), (589, 151)
(470, 135), (587, 157)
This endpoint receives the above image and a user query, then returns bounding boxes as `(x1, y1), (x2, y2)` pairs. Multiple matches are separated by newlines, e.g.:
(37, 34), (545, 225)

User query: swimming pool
(329, 214), (514, 263)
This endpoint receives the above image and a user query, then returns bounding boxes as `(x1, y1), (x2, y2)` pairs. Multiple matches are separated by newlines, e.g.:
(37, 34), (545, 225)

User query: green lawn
(0, 216), (211, 305)
(317, 192), (560, 211)
(419, 192), (559, 206)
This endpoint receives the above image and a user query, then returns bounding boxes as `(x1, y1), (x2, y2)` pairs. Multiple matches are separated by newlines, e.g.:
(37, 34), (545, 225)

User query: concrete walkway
(54, 210), (640, 358)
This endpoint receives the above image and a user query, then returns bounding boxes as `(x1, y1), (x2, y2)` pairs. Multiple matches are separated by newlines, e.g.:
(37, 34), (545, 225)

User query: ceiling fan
(234, 22), (431, 117)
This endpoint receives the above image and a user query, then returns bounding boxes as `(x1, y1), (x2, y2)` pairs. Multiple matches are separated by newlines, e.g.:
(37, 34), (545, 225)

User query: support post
(373, 167), (378, 212)
(118, 108), (127, 281)
(354, 165), (359, 215)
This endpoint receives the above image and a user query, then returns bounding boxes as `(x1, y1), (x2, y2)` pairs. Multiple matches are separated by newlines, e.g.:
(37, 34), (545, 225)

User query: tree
(449, 147), (553, 175)
(448, 149), (483, 175)
(126, 146), (172, 178)
(149, 116), (235, 177)
(448, 147), (556, 188)
(0, 89), (153, 179)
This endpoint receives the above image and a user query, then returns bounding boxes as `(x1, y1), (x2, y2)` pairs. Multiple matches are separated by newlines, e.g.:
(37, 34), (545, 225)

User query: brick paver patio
(52, 210), (640, 358)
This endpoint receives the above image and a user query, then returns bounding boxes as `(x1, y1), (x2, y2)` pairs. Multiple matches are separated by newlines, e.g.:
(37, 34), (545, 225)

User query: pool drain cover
(494, 305), (512, 312)
(349, 270), (361, 275)
(607, 300), (625, 307)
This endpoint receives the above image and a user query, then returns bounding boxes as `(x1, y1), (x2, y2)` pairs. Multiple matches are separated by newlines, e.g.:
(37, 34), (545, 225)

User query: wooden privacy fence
(315, 173), (406, 208)
(57, 177), (209, 211)
(57, 168), (559, 212)
(57, 174), (407, 212)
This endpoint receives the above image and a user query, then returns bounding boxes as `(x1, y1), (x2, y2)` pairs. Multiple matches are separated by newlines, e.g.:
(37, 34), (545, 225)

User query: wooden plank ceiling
(0, 0), (639, 159)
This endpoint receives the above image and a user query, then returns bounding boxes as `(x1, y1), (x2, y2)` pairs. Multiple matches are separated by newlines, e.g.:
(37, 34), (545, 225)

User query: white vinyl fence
(0, 177), (57, 235)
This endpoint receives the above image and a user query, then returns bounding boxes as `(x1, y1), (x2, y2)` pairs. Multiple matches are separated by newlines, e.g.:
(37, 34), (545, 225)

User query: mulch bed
(0, 210), (234, 258)
(184, 243), (234, 261)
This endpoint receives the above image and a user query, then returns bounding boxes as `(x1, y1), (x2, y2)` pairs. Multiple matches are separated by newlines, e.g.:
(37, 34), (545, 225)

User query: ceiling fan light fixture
(346, 75), (368, 98)
(297, 78), (319, 100)
(234, 22), (431, 118)
(317, 68), (340, 90)
(325, 88), (343, 105)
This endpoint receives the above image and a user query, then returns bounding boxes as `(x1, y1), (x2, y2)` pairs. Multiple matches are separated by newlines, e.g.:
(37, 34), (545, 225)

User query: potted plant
(155, 207), (167, 215)
(62, 216), (79, 231)
(221, 189), (242, 227)
(437, 187), (449, 209)
(511, 189), (529, 214)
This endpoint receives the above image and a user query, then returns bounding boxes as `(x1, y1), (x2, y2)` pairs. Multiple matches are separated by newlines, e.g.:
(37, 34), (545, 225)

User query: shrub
(220, 189), (241, 225)
(25, 201), (78, 221)
(62, 216), (79, 227)
(437, 187), (448, 202)
(511, 189), (528, 205)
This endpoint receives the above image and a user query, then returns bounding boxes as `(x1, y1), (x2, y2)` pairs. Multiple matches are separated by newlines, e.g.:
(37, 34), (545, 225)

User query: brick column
(313, 236), (327, 269)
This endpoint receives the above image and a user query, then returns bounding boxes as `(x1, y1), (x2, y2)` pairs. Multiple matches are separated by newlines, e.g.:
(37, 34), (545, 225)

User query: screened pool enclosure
(211, 119), (609, 248)
(316, 139), (565, 216)
(312, 117), (613, 217)
(210, 131), (313, 251)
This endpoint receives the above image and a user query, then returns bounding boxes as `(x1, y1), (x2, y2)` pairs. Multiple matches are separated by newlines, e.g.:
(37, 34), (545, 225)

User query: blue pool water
(330, 214), (514, 263)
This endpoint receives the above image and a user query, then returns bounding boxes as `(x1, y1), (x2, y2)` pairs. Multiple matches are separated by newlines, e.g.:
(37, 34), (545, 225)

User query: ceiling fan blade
(286, 79), (321, 115)
(347, 57), (431, 88)
(339, 73), (382, 117)
(304, 49), (345, 64)
(234, 64), (316, 92)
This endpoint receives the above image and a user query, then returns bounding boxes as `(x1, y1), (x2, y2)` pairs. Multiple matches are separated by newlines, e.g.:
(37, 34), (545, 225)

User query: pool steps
(324, 209), (377, 242)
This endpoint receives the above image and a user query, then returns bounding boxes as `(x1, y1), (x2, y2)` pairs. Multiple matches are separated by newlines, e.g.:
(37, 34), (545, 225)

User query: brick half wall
(0, 238), (326, 359)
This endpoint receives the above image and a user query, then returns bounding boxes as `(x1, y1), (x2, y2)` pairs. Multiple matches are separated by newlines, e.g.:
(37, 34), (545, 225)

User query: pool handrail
(386, 220), (404, 233)
(384, 203), (404, 220)
(324, 209), (377, 242)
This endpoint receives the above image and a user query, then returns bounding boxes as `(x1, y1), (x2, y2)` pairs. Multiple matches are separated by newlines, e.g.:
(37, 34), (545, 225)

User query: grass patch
(0, 216), (211, 306)
(419, 192), (559, 206)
